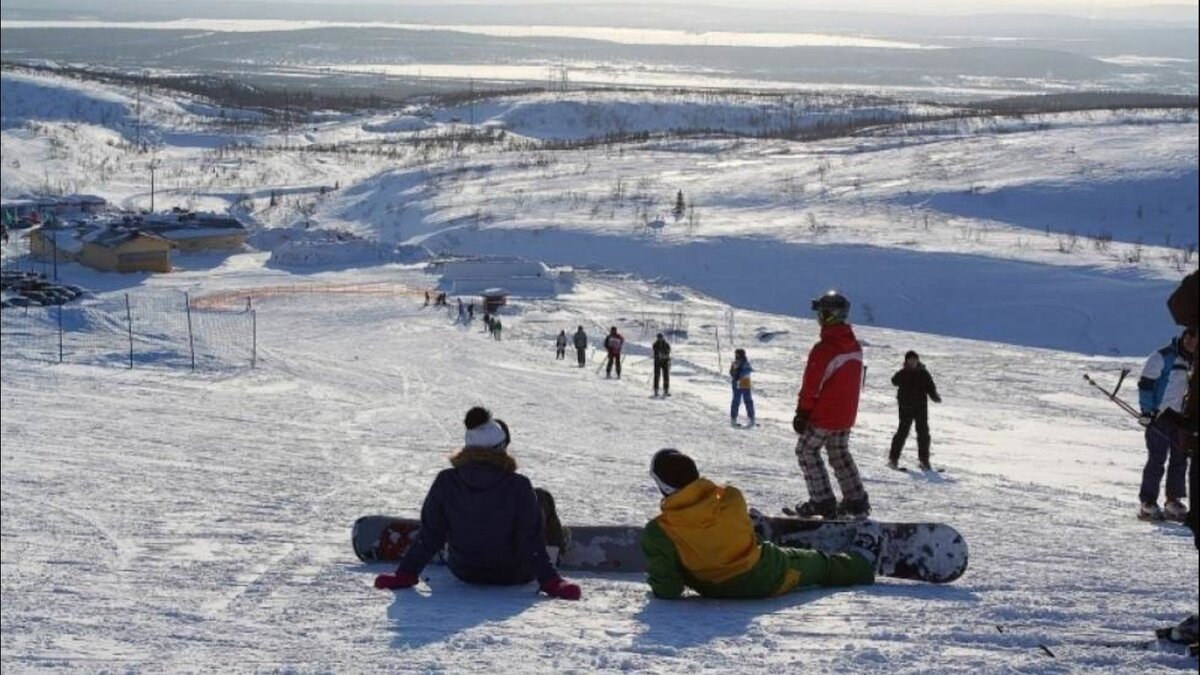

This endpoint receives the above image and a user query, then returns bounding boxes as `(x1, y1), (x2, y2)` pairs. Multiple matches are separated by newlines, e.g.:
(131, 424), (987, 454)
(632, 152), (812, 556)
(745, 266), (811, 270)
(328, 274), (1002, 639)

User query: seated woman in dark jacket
(373, 407), (581, 600)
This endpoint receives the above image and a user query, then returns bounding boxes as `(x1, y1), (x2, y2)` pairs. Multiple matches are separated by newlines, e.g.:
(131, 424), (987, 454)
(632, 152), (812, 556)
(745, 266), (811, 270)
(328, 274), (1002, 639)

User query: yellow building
(79, 229), (173, 273)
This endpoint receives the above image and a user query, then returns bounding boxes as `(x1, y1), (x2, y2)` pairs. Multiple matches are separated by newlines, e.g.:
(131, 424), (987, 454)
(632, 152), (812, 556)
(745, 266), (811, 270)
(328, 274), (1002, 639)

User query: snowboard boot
(1164, 498), (1188, 522)
(1138, 502), (1165, 521)
(748, 507), (774, 541)
(837, 496), (872, 520)
(918, 462), (933, 472)
(792, 498), (838, 519)
(886, 459), (900, 470)
(846, 521), (886, 572)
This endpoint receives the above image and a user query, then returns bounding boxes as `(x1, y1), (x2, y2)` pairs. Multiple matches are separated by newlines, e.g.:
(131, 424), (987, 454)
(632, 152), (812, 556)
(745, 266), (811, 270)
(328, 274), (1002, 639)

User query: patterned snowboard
(352, 514), (968, 583)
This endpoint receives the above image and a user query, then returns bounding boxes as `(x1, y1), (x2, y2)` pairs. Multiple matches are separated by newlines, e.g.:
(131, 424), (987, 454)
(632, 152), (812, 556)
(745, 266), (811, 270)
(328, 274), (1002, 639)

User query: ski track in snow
(2, 278), (1197, 672)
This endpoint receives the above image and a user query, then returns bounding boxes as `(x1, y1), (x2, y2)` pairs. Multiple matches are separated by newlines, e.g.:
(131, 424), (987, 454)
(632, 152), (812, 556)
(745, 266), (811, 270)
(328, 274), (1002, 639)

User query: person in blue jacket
(729, 348), (755, 427)
(1136, 328), (1196, 521)
(373, 407), (581, 600)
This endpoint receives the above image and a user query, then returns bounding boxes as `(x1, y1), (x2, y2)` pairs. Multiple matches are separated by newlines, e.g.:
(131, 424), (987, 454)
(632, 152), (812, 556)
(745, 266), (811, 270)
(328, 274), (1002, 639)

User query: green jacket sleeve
(640, 520), (685, 599)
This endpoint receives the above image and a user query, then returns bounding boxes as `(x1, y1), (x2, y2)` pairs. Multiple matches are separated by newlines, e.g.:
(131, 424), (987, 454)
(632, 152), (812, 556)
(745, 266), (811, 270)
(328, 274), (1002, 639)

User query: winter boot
(886, 459), (900, 470)
(838, 496), (872, 520)
(792, 498), (837, 519)
(1164, 499), (1188, 522)
(846, 521), (886, 571)
(1138, 502), (1165, 521)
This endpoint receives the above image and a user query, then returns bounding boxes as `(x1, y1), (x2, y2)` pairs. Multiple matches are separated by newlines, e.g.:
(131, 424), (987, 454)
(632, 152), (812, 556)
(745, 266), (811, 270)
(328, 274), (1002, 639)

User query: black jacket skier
(889, 351), (942, 468)
(572, 326), (588, 367)
(652, 333), (671, 395)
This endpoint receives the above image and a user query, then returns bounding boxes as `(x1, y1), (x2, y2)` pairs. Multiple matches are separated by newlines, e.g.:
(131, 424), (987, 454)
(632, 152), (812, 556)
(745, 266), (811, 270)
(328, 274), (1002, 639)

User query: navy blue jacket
(397, 450), (557, 585)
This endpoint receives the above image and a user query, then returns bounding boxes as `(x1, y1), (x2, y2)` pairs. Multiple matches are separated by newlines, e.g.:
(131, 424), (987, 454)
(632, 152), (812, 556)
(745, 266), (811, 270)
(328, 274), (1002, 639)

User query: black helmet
(811, 290), (850, 325)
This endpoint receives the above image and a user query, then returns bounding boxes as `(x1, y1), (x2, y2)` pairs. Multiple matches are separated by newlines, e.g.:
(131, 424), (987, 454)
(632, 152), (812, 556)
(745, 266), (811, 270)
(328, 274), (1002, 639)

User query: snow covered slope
(2, 266), (1197, 672)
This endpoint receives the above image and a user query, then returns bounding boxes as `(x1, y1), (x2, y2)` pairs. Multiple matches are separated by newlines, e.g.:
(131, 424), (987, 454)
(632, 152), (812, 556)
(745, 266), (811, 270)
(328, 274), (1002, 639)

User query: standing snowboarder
(888, 351), (942, 471)
(791, 290), (869, 519)
(373, 407), (580, 600)
(729, 348), (755, 427)
(555, 330), (568, 360)
(652, 333), (671, 396)
(573, 326), (589, 367)
(640, 449), (881, 600)
(604, 327), (624, 379)
(1136, 328), (1195, 521)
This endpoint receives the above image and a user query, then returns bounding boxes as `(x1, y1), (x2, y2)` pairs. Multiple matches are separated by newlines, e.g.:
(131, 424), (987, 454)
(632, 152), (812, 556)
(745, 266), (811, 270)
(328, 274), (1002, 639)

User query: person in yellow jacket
(640, 449), (882, 599)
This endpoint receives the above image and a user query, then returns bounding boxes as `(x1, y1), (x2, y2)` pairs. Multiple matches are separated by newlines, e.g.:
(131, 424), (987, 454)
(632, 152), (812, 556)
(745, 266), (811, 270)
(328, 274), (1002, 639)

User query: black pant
(556, 346), (565, 359)
(654, 360), (670, 393)
(890, 405), (930, 464)
(606, 354), (621, 378)
(576, 347), (586, 366)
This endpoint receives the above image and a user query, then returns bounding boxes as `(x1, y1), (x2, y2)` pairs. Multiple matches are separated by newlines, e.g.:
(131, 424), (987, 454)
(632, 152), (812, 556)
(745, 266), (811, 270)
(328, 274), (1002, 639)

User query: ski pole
(1083, 372), (1140, 418)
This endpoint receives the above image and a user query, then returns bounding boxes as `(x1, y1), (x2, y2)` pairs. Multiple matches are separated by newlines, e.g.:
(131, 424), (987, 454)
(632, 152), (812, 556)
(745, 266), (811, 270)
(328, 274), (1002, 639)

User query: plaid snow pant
(794, 426), (867, 504)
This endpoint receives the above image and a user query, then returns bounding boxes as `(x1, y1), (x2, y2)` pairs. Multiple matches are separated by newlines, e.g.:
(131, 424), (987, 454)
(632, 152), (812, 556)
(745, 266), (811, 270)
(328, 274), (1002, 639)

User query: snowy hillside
(2, 267), (1198, 672)
(2, 69), (1198, 672)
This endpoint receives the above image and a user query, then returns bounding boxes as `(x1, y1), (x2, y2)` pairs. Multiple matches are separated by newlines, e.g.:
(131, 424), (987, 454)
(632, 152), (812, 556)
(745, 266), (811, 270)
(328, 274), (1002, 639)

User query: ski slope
(2, 265), (1197, 672)
(2, 69), (1198, 671)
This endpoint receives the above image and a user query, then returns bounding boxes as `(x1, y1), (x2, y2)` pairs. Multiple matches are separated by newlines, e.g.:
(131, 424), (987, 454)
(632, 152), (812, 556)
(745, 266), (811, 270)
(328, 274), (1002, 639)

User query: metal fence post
(125, 293), (134, 369)
(251, 309), (257, 369)
(185, 291), (195, 372)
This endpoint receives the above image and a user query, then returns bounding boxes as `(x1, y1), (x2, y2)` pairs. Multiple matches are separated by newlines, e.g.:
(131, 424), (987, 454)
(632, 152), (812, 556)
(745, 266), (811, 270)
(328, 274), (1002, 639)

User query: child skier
(729, 348), (754, 426)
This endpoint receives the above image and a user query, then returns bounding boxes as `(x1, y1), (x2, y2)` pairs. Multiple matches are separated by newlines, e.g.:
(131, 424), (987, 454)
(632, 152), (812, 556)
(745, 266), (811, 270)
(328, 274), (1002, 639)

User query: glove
(931, 394), (942, 404)
(1139, 411), (1156, 428)
(539, 576), (582, 601)
(792, 411), (810, 435)
(374, 571), (420, 590)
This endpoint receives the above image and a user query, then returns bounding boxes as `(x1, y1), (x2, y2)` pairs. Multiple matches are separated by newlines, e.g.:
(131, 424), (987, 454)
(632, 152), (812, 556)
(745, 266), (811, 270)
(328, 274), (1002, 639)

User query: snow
(2, 69), (1198, 672)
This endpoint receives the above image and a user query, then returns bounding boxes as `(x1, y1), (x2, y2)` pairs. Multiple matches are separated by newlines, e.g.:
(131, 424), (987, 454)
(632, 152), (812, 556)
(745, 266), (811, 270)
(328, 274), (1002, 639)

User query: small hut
(481, 288), (510, 314)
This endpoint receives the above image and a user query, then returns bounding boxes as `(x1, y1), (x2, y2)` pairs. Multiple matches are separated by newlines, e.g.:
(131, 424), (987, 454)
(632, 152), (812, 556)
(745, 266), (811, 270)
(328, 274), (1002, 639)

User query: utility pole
(469, 78), (475, 126)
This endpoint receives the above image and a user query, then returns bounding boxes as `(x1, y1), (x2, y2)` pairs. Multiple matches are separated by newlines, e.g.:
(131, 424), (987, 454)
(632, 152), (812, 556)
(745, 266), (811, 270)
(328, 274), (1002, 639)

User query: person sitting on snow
(640, 449), (881, 600)
(373, 407), (580, 600)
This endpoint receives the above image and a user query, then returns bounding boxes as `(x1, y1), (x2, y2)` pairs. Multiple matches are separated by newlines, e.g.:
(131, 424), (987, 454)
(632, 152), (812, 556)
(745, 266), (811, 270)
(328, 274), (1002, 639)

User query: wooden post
(56, 303), (63, 363)
(185, 291), (195, 372)
(125, 293), (134, 369)
(714, 326), (721, 373)
(251, 309), (257, 369)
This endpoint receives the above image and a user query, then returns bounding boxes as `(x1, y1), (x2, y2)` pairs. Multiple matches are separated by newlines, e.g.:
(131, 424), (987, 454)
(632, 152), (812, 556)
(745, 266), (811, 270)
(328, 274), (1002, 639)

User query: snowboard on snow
(352, 514), (968, 583)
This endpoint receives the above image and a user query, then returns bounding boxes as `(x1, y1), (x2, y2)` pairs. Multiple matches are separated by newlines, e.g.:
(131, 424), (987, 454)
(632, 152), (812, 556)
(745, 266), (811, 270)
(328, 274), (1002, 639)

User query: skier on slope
(1135, 327), (1195, 521)
(373, 407), (581, 600)
(791, 290), (870, 519)
(652, 333), (671, 396)
(729, 348), (755, 427)
(555, 330), (568, 360)
(603, 326), (625, 379)
(640, 449), (881, 599)
(572, 326), (589, 367)
(888, 350), (943, 471)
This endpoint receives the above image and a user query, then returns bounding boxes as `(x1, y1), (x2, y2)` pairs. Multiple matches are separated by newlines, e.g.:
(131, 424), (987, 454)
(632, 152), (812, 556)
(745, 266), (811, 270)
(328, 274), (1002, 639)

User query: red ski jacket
(796, 323), (863, 431)
(604, 333), (625, 356)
